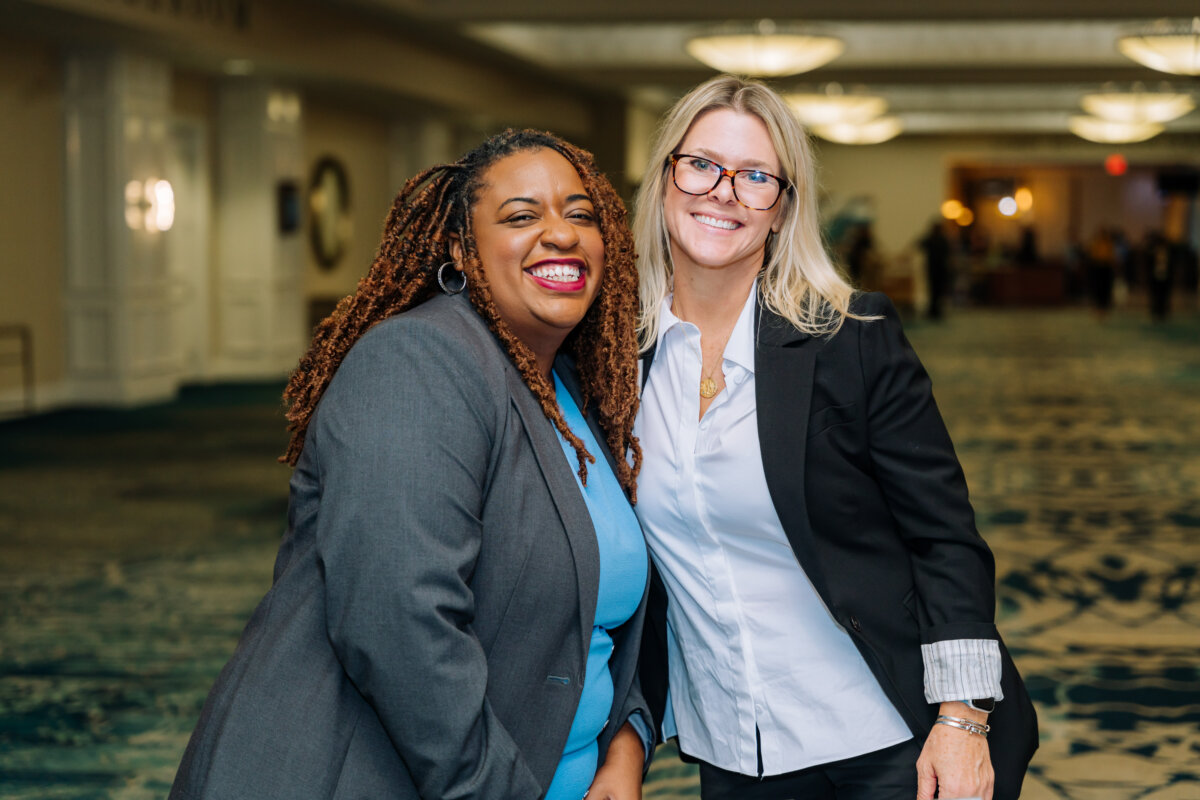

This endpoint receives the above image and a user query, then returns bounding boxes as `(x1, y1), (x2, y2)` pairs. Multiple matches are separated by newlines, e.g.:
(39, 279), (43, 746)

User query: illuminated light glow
(267, 91), (302, 125)
(686, 20), (844, 77)
(1014, 187), (1033, 212)
(1105, 153), (1128, 176)
(126, 178), (175, 232)
(811, 115), (903, 145)
(998, 196), (1018, 217)
(955, 208), (975, 227)
(1081, 89), (1195, 123)
(1068, 115), (1163, 143)
(786, 84), (887, 126)
(152, 180), (175, 232)
(941, 199), (964, 220)
(1118, 17), (1200, 76)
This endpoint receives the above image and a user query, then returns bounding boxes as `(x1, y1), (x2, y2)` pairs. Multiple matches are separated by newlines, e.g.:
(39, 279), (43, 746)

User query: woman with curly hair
(170, 129), (651, 800)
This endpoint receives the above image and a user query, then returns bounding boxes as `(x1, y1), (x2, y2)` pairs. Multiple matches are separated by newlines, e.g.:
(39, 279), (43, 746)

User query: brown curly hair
(280, 129), (642, 499)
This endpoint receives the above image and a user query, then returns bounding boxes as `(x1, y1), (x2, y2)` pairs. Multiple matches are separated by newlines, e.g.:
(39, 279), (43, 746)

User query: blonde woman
(632, 75), (1037, 800)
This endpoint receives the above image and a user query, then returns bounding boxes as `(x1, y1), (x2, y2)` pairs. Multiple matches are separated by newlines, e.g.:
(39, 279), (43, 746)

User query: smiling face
(664, 108), (785, 282)
(456, 147), (606, 370)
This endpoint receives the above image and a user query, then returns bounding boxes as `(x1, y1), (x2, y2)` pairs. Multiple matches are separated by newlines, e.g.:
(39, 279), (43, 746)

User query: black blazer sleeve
(310, 317), (543, 800)
(857, 293), (998, 643)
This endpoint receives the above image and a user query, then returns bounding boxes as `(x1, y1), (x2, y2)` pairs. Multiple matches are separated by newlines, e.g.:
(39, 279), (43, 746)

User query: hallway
(1, 307), (1198, 799)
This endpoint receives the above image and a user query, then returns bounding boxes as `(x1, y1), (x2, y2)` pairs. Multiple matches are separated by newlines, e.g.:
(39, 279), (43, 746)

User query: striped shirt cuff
(921, 638), (1004, 704)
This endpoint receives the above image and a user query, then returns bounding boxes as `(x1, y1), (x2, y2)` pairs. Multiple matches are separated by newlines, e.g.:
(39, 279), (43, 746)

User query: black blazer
(639, 291), (1037, 799)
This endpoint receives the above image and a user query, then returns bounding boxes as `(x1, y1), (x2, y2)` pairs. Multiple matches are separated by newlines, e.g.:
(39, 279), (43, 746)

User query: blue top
(543, 374), (647, 800)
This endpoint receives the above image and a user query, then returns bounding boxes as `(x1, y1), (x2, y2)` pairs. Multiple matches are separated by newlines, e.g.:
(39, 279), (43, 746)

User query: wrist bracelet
(938, 714), (991, 733)
(935, 715), (990, 737)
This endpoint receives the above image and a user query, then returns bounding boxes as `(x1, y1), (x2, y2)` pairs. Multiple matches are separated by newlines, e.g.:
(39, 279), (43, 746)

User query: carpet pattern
(1, 310), (1197, 799)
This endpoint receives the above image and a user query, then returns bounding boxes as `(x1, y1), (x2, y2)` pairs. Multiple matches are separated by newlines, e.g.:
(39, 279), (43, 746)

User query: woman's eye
(506, 212), (536, 223)
(569, 210), (596, 222)
(686, 158), (714, 172)
(743, 171), (770, 185)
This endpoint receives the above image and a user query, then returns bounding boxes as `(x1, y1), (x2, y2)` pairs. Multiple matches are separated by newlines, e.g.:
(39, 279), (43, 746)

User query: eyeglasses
(668, 154), (789, 211)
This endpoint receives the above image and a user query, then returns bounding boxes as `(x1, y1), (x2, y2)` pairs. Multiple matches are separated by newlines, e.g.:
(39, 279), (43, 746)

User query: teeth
(528, 263), (582, 282)
(695, 214), (738, 230)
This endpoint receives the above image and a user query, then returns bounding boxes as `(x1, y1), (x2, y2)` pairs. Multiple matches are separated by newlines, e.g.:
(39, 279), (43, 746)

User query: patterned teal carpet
(1, 308), (1198, 799)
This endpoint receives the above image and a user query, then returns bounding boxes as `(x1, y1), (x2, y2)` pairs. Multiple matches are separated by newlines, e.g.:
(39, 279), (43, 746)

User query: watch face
(972, 698), (996, 712)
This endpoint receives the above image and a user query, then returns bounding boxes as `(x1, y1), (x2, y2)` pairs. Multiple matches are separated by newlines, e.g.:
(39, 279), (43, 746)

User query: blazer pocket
(807, 401), (858, 439)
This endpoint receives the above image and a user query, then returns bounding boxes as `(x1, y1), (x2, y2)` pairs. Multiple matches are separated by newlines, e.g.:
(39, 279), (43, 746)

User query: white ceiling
(7, 0), (1200, 138)
(378, 1), (1200, 137)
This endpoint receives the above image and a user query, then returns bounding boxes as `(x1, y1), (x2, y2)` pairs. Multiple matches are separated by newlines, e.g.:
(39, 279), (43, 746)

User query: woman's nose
(710, 172), (737, 203)
(541, 215), (580, 249)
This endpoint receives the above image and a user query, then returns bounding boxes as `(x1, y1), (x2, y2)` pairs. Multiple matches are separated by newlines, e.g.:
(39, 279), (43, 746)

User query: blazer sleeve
(308, 317), (544, 800)
(857, 293), (999, 645)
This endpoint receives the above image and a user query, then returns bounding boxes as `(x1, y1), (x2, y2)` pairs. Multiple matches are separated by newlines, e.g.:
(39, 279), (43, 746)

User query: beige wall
(301, 102), (392, 306)
(815, 136), (948, 279)
(0, 34), (64, 405)
(816, 134), (1200, 266)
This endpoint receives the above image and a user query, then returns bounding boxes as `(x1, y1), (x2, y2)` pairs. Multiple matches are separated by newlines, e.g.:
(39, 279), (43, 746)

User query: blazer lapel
(505, 365), (599, 665)
(755, 297), (831, 601)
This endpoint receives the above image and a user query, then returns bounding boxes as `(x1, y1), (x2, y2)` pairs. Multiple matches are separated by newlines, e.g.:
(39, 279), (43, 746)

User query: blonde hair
(633, 74), (860, 350)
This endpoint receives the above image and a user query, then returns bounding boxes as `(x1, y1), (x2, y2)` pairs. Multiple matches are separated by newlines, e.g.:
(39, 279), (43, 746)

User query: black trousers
(696, 736), (923, 800)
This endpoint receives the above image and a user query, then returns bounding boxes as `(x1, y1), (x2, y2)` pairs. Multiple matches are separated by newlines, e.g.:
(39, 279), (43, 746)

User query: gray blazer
(170, 291), (650, 800)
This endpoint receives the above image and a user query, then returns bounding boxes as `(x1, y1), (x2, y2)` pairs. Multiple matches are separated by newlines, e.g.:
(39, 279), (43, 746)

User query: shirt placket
(682, 340), (761, 774)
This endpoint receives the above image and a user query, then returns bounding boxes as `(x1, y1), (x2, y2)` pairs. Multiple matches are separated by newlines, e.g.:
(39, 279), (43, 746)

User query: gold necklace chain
(673, 298), (739, 401)
(698, 326), (735, 399)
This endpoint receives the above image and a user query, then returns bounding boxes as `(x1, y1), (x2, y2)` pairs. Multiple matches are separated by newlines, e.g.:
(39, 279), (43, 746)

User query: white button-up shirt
(634, 287), (913, 776)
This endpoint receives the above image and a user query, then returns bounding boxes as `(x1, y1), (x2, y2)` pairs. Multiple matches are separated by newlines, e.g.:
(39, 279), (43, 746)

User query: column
(62, 50), (182, 405)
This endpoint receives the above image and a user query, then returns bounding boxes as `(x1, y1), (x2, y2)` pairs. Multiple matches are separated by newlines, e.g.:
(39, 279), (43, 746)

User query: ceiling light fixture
(811, 116), (903, 145)
(1080, 83), (1195, 123)
(685, 19), (843, 77)
(1068, 116), (1164, 144)
(1117, 17), (1200, 76)
(785, 83), (888, 126)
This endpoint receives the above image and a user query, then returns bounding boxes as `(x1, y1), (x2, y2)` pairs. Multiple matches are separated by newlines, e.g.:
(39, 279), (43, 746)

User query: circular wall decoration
(308, 156), (351, 270)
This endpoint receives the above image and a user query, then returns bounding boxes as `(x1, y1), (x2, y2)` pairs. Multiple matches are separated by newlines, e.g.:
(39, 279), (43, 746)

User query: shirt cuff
(921, 638), (1004, 704)
(625, 710), (656, 772)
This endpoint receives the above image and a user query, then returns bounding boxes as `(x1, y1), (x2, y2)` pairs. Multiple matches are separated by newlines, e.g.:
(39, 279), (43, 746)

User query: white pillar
(212, 80), (305, 379)
(62, 51), (182, 405)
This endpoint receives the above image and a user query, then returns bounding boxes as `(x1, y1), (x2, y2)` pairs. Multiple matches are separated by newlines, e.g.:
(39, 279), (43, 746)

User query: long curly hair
(281, 129), (642, 499)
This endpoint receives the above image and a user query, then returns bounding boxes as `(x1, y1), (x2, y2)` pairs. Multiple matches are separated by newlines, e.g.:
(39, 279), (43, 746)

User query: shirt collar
(655, 281), (758, 375)
(723, 283), (758, 375)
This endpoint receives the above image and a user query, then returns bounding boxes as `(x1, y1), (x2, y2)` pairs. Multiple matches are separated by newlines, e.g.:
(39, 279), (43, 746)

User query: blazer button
(850, 615), (862, 632)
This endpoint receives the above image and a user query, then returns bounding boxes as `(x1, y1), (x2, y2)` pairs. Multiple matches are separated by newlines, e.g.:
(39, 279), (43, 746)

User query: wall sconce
(124, 178), (175, 232)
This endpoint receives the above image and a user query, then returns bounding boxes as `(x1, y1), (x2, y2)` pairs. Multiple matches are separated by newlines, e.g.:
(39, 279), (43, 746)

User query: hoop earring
(437, 261), (466, 295)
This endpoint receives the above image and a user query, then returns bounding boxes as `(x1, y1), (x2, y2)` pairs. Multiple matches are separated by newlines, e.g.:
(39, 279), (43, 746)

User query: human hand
(584, 723), (644, 800)
(916, 702), (994, 800)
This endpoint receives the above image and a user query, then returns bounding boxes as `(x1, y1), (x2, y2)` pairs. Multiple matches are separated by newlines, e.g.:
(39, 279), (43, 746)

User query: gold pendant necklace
(699, 376), (718, 399)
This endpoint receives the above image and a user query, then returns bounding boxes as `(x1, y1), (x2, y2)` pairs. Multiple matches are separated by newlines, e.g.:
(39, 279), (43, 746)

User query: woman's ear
(448, 234), (465, 270)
